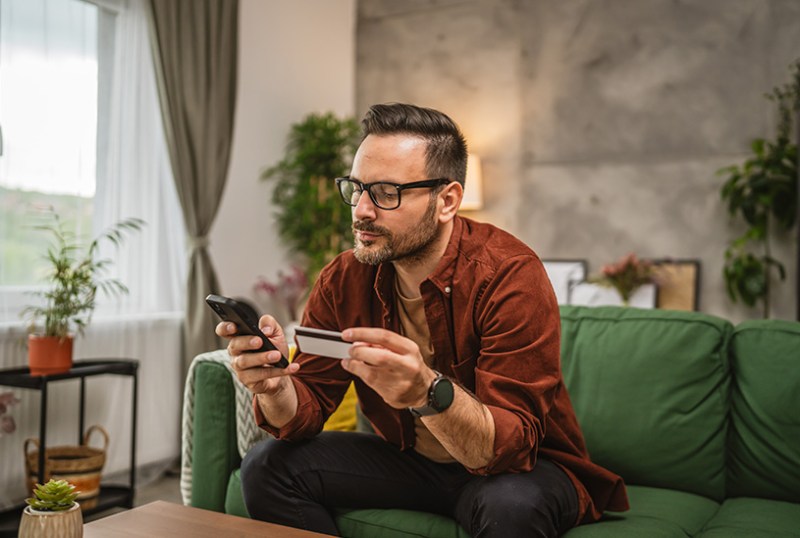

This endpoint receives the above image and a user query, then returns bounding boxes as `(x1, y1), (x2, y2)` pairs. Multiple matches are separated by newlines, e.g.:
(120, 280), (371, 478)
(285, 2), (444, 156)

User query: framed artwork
(541, 259), (588, 305)
(569, 282), (658, 309)
(649, 259), (701, 311)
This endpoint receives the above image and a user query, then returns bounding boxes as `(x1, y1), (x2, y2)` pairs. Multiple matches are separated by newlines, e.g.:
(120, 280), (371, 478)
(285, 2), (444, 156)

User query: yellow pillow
(289, 345), (358, 432)
(323, 382), (358, 431)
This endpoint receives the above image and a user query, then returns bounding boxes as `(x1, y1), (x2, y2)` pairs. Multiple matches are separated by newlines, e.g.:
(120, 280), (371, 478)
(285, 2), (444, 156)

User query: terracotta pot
(18, 503), (83, 538)
(28, 335), (74, 376)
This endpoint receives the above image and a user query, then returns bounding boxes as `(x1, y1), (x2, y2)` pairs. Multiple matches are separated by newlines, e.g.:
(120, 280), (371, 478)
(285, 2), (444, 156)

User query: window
(0, 0), (109, 288)
(0, 0), (186, 323)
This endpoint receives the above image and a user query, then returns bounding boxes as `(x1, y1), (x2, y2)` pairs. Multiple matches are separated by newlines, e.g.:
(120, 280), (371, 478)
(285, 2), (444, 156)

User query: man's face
(349, 134), (442, 266)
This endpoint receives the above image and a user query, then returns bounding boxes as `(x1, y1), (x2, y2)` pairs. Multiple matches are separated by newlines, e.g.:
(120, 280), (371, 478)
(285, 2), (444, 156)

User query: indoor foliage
(590, 253), (656, 306)
(0, 391), (20, 436)
(262, 112), (361, 280)
(253, 265), (309, 323)
(718, 59), (799, 317)
(22, 208), (144, 338)
(25, 479), (79, 512)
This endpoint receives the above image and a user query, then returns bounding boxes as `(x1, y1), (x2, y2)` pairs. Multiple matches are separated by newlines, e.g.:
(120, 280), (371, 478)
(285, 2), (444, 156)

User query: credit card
(294, 326), (352, 359)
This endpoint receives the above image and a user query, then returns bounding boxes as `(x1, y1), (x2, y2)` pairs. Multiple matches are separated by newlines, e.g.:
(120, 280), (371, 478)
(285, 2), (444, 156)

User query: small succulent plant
(25, 479), (79, 511)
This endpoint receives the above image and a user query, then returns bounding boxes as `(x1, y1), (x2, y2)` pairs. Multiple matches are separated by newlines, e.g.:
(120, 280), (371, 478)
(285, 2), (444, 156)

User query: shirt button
(444, 286), (452, 294)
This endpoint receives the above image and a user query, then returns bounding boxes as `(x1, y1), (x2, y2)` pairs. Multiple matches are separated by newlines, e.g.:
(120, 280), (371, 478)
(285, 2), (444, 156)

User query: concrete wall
(356, 0), (800, 322)
(210, 0), (355, 321)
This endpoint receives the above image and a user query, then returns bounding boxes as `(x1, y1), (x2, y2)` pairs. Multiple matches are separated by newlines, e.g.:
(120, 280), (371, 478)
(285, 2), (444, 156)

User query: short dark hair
(361, 103), (468, 186)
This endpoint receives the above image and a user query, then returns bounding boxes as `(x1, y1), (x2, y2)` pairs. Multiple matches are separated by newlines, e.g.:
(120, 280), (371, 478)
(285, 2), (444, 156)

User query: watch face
(432, 376), (454, 410)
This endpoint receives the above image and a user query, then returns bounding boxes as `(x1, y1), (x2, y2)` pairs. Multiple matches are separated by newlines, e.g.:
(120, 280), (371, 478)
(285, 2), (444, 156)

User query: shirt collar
(370, 215), (465, 298)
(425, 215), (463, 293)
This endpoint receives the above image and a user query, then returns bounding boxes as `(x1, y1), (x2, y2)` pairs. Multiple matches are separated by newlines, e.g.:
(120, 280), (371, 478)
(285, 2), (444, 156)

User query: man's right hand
(216, 315), (300, 396)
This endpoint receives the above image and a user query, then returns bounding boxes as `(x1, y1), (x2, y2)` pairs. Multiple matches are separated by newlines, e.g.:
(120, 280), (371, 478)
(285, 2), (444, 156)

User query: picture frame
(649, 259), (701, 311)
(541, 259), (588, 305)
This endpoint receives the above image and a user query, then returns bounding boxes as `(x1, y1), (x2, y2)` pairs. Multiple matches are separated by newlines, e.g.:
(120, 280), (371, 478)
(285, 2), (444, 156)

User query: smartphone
(294, 326), (353, 360)
(205, 294), (289, 368)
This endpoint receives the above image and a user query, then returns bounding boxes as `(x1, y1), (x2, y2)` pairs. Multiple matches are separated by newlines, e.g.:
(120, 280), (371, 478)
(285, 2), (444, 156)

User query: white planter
(18, 503), (83, 538)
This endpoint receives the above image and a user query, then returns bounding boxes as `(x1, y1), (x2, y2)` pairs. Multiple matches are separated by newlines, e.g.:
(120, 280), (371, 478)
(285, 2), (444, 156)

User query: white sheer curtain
(84, 0), (187, 498)
(93, 0), (186, 316)
(0, 0), (187, 511)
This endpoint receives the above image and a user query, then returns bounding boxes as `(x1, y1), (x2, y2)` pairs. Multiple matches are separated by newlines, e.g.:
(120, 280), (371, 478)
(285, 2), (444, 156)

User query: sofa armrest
(189, 360), (241, 511)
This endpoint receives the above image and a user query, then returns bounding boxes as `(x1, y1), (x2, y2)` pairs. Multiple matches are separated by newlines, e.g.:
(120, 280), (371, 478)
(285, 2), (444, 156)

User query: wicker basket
(24, 424), (109, 511)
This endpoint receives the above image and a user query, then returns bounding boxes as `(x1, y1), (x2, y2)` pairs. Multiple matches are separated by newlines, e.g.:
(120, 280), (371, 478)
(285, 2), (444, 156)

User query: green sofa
(183, 306), (800, 537)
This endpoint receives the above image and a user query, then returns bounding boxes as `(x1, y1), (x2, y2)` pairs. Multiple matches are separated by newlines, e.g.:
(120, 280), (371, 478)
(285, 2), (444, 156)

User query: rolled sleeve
(470, 405), (542, 475)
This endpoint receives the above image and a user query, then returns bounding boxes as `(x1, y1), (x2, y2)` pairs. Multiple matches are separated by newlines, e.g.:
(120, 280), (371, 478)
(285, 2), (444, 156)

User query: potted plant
(589, 253), (657, 306)
(22, 208), (143, 375)
(262, 112), (361, 280)
(18, 479), (82, 538)
(717, 59), (799, 318)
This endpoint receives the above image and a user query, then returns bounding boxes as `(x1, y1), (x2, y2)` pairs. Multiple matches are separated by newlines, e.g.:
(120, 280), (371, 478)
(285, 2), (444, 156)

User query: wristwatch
(408, 371), (454, 417)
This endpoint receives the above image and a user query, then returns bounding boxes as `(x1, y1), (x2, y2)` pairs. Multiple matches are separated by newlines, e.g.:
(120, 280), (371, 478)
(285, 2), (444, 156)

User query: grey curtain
(146, 0), (238, 372)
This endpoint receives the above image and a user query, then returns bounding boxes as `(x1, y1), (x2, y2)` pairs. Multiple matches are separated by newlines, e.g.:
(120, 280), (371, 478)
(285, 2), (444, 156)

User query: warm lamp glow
(461, 154), (483, 211)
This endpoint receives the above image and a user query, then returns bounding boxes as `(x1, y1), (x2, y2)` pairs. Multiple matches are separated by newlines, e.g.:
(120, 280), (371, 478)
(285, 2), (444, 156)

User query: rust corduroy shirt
(255, 216), (629, 523)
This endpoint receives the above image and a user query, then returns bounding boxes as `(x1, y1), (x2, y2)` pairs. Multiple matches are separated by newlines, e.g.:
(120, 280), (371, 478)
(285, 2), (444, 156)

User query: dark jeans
(241, 431), (579, 537)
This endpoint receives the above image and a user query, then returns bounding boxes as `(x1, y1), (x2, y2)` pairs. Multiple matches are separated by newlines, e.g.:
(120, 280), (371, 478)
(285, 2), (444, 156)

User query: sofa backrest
(727, 319), (800, 503)
(559, 306), (732, 501)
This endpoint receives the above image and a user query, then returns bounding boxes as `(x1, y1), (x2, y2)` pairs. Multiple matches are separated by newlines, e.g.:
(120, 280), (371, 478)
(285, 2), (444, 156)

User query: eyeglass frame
(335, 176), (453, 210)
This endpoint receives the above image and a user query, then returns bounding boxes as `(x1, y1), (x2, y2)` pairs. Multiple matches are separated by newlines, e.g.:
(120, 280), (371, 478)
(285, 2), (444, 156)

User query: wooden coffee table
(83, 501), (334, 537)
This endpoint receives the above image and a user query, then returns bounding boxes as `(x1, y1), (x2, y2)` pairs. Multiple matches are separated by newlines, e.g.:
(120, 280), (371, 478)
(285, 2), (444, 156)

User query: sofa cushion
(335, 508), (469, 538)
(728, 320), (800, 503)
(563, 485), (720, 537)
(323, 381), (358, 432)
(559, 306), (732, 500)
(697, 497), (800, 537)
(225, 469), (249, 518)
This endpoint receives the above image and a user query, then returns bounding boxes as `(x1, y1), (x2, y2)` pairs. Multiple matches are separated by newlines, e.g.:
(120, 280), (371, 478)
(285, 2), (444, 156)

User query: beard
(352, 197), (439, 266)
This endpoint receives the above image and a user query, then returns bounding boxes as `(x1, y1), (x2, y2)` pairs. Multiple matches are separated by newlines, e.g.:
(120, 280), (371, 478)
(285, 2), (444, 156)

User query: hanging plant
(717, 59), (799, 317)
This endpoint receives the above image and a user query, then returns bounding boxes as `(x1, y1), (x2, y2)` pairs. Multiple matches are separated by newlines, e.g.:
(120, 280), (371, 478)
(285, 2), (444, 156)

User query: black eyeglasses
(335, 177), (451, 210)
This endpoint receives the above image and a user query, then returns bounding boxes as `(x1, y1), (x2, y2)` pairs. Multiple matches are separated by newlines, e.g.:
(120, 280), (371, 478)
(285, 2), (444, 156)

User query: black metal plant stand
(0, 359), (139, 537)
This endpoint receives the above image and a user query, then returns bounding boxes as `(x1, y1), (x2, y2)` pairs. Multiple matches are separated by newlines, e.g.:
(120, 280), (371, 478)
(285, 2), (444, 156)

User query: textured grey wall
(356, 0), (800, 322)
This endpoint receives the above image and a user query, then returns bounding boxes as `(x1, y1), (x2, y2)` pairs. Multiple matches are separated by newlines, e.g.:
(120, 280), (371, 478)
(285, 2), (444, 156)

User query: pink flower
(0, 392), (20, 436)
(254, 265), (310, 321)
(1, 415), (15, 435)
(591, 253), (655, 304)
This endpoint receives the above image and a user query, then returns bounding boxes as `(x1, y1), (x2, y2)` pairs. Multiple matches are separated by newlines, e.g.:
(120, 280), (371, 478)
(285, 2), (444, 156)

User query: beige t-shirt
(395, 280), (456, 464)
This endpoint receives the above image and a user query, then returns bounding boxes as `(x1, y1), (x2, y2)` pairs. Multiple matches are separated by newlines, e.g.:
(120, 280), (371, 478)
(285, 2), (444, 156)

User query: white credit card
(294, 326), (352, 359)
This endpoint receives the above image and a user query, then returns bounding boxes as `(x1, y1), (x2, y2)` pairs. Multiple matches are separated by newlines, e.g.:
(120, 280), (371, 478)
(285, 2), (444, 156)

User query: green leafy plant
(718, 59), (799, 317)
(22, 208), (145, 338)
(262, 112), (361, 279)
(25, 479), (79, 512)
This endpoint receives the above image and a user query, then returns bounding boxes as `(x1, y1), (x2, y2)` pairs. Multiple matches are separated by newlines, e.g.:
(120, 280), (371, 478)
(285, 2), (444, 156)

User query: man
(218, 103), (629, 537)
